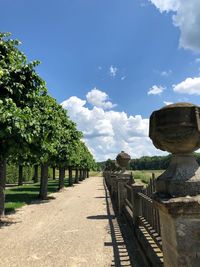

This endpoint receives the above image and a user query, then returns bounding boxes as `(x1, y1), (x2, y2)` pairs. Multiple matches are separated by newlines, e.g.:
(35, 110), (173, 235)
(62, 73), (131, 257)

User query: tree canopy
(0, 32), (95, 215)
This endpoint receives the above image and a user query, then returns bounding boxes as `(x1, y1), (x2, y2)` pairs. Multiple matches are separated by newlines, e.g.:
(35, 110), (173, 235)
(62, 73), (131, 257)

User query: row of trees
(129, 155), (171, 170)
(130, 153), (200, 170)
(100, 153), (200, 171)
(0, 32), (95, 217)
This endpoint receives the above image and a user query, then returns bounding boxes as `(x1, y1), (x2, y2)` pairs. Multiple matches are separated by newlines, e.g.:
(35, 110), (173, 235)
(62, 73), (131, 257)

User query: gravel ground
(0, 177), (143, 267)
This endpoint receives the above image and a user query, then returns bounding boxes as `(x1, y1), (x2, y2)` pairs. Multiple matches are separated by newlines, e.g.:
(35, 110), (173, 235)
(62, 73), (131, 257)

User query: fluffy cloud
(109, 65), (118, 77)
(149, 0), (179, 12)
(86, 88), (116, 109)
(173, 77), (200, 95)
(61, 89), (164, 161)
(148, 85), (165, 95)
(163, 101), (173, 105)
(149, 0), (200, 52)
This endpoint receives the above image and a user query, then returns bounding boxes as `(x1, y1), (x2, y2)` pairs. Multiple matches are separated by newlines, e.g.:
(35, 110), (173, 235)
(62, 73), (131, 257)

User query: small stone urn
(116, 151), (131, 173)
(149, 102), (200, 197)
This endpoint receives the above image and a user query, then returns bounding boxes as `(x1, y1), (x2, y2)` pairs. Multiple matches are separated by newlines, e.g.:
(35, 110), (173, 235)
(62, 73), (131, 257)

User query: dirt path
(0, 177), (144, 267)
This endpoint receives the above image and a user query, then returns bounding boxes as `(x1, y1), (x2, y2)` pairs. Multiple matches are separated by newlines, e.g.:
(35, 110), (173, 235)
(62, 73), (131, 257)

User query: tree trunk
(79, 169), (82, 181)
(53, 167), (56, 180)
(39, 163), (48, 199)
(58, 167), (65, 190)
(87, 170), (89, 178)
(33, 165), (39, 183)
(74, 168), (79, 183)
(83, 169), (86, 180)
(68, 167), (73, 186)
(0, 158), (6, 217)
(18, 165), (23, 186)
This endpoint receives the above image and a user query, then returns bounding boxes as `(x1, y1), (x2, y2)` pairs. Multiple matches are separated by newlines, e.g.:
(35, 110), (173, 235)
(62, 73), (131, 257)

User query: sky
(1, 0), (200, 161)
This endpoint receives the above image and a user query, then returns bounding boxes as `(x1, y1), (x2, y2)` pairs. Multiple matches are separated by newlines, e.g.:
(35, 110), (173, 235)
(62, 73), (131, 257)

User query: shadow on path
(87, 179), (144, 266)
(103, 179), (149, 267)
(87, 215), (115, 220)
(103, 179), (133, 267)
(0, 217), (19, 229)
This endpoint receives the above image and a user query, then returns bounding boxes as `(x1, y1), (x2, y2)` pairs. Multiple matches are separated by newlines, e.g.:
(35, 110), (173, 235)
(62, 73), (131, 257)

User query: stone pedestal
(117, 174), (130, 214)
(154, 195), (200, 267)
(156, 154), (200, 197)
(110, 174), (117, 197)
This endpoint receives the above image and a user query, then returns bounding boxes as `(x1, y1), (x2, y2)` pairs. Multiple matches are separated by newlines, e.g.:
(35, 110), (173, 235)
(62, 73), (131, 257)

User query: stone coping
(153, 193), (200, 216)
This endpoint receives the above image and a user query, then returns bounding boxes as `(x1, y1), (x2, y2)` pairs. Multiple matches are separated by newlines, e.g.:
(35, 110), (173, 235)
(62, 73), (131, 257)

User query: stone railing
(105, 102), (200, 267)
(104, 171), (163, 267)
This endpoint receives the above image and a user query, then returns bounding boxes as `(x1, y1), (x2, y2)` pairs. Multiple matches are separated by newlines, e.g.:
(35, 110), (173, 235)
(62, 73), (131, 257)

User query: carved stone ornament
(116, 151), (131, 169)
(149, 102), (200, 197)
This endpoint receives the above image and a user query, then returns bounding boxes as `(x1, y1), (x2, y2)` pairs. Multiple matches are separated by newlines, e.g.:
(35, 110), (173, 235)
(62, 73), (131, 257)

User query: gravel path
(0, 177), (143, 267)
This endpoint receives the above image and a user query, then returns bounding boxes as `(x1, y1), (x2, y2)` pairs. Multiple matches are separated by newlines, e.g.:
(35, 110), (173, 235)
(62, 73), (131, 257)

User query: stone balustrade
(104, 103), (200, 267)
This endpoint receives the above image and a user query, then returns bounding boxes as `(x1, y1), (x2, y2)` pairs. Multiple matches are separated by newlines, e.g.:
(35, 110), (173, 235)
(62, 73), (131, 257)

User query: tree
(0, 32), (46, 216)
(52, 112), (82, 189)
(78, 142), (95, 180)
(31, 95), (66, 199)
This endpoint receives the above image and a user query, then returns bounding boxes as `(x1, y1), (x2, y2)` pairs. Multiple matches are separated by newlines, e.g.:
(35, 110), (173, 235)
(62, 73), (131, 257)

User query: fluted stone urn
(149, 102), (200, 197)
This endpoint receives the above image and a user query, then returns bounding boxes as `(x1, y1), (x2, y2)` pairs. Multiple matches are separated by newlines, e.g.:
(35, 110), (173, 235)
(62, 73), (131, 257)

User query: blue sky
(1, 0), (200, 160)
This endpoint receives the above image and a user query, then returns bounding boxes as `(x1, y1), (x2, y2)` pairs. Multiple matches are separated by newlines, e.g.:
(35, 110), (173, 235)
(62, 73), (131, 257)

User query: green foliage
(52, 108), (83, 168)
(0, 32), (46, 159)
(0, 31), (96, 209)
(129, 155), (171, 170)
(6, 164), (34, 184)
(5, 164), (54, 184)
(78, 141), (96, 170)
(0, 31), (96, 169)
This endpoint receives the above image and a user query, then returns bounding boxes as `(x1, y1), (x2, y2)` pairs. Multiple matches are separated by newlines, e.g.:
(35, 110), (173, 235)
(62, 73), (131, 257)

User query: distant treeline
(98, 153), (200, 171)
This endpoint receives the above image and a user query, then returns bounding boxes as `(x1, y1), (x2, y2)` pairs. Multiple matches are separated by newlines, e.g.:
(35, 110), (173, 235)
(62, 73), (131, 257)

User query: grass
(89, 171), (102, 177)
(132, 170), (164, 184)
(5, 178), (71, 214)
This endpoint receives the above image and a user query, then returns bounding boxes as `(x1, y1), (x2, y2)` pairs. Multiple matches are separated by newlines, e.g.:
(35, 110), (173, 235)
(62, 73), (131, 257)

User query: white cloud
(61, 91), (165, 161)
(148, 85), (165, 95)
(109, 65), (118, 77)
(163, 101), (173, 105)
(173, 77), (200, 95)
(86, 88), (116, 109)
(62, 96), (86, 113)
(161, 70), (172, 76)
(149, 0), (200, 52)
(149, 0), (179, 12)
(121, 76), (126, 80)
(195, 58), (200, 63)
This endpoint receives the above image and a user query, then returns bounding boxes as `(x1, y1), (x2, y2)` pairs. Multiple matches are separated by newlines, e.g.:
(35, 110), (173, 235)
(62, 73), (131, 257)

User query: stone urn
(149, 102), (200, 197)
(116, 151), (131, 172)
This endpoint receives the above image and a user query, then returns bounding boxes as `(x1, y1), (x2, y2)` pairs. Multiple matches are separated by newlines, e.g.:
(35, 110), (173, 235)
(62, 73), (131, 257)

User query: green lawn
(5, 179), (71, 214)
(132, 170), (164, 184)
(89, 171), (102, 177)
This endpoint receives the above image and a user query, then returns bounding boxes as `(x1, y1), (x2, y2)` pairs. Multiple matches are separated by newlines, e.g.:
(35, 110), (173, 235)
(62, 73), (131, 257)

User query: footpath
(0, 176), (146, 267)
